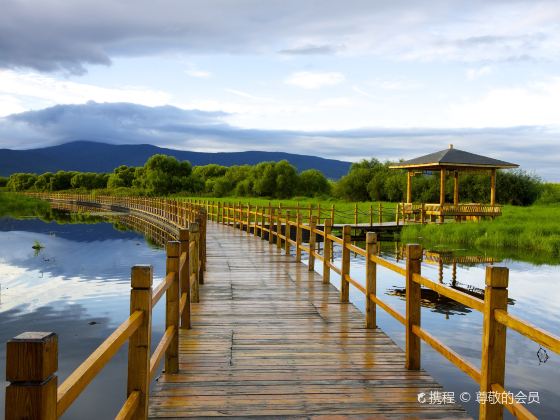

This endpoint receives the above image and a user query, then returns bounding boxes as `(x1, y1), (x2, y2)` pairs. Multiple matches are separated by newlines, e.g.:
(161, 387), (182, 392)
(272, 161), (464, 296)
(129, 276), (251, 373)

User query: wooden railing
(5, 194), (207, 420)
(401, 202), (502, 223)
(183, 198), (399, 226)
(191, 199), (559, 420)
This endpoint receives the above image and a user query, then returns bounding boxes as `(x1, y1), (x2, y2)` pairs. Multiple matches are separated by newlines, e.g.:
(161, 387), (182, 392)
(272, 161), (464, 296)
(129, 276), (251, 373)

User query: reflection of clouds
(0, 230), (166, 278)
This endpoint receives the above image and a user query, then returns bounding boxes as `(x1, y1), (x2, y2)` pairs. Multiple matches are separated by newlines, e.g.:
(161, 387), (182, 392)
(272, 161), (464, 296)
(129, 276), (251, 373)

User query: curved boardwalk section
(149, 222), (468, 418)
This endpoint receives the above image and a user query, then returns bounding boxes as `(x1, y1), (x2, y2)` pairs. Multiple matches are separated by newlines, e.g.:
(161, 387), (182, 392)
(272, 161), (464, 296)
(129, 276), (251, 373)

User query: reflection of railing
(200, 200), (558, 420)
(400, 202), (502, 223)
(6, 193), (206, 419)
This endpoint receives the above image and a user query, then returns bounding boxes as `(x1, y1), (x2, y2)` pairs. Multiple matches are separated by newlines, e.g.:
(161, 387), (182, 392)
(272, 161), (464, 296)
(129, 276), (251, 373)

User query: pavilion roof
(389, 145), (519, 170)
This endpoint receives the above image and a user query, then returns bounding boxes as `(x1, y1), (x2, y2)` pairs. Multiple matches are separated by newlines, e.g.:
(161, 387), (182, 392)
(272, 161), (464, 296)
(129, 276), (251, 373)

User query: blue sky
(1, 1), (559, 179)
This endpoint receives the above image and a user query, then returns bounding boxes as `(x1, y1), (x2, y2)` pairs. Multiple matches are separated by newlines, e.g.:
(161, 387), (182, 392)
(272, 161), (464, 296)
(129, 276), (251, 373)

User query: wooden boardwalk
(148, 222), (469, 418)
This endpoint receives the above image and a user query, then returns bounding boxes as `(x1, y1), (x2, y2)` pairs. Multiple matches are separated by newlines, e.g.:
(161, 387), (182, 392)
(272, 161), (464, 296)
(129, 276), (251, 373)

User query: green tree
(297, 169), (331, 196)
(134, 154), (193, 195)
(7, 173), (38, 191)
(107, 165), (138, 188)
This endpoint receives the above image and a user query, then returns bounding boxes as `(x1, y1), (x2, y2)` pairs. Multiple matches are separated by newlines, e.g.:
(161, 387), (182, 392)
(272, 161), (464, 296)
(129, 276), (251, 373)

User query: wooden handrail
(494, 309), (560, 353)
(152, 272), (175, 306)
(57, 310), (144, 416)
(115, 390), (140, 420)
(10, 194), (557, 420)
(413, 272), (484, 312)
(207, 198), (557, 420)
(149, 326), (176, 380)
(6, 194), (207, 419)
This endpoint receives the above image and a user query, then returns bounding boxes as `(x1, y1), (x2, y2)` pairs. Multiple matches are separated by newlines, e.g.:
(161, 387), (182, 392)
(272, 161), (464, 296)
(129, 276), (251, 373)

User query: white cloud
(185, 69), (211, 78)
(447, 77), (560, 127)
(318, 97), (354, 107)
(285, 71), (345, 89)
(0, 70), (172, 113)
(466, 66), (492, 80)
(225, 88), (271, 102)
(366, 79), (423, 91)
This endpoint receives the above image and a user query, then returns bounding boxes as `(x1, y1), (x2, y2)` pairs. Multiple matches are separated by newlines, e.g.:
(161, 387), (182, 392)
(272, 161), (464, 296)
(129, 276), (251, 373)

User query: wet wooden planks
(149, 223), (469, 418)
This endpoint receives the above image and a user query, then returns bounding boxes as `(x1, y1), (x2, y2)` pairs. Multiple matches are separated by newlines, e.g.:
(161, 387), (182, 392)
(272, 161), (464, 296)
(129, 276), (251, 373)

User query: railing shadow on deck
(5, 193), (560, 420)
(5, 194), (206, 420)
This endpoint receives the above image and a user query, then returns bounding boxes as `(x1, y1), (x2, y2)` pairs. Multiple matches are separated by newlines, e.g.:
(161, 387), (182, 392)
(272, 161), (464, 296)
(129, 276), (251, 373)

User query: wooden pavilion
(390, 145), (518, 223)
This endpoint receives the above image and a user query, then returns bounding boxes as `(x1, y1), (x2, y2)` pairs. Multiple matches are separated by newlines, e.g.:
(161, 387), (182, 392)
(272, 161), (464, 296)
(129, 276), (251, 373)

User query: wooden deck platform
(148, 222), (469, 418)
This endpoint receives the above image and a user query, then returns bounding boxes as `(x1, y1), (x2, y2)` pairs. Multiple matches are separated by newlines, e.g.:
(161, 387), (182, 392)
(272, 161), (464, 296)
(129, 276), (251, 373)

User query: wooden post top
(485, 266), (509, 288)
(189, 222), (199, 232)
(324, 218), (333, 227)
(406, 244), (423, 260)
(342, 225), (351, 235)
(6, 332), (58, 382)
(131, 265), (153, 289)
(166, 241), (180, 257)
(178, 228), (189, 241)
(366, 232), (377, 244)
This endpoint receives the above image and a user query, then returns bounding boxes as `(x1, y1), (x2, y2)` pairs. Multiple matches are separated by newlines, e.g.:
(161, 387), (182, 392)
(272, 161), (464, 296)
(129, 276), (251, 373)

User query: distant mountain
(0, 141), (351, 178)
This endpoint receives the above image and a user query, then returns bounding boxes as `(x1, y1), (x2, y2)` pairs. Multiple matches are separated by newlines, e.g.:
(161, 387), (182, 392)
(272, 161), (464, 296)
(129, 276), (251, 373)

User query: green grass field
(400, 204), (560, 258)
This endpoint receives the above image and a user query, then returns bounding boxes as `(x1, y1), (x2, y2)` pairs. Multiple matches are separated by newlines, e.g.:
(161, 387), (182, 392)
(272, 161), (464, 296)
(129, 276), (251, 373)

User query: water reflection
(319, 239), (560, 419)
(0, 210), (167, 419)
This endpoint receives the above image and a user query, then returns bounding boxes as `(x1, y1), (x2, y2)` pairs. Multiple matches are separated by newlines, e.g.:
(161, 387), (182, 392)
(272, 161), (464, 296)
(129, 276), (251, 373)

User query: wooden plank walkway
(149, 222), (469, 418)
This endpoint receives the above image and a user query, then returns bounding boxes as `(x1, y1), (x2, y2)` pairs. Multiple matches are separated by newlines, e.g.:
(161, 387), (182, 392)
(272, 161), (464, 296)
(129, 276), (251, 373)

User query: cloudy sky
(1, 0), (559, 179)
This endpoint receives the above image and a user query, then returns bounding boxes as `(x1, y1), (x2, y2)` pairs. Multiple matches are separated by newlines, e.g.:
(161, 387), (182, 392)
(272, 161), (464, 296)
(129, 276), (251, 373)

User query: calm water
(0, 215), (167, 420)
(1, 214), (559, 419)
(304, 242), (560, 419)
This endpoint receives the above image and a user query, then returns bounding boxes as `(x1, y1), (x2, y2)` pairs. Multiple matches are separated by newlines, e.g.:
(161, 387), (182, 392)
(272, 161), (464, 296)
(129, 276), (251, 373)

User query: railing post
(331, 204), (335, 224)
(354, 203), (358, 225)
(165, 241), (180, 374)
(378, 202), (383, 224)
(198, 209), (207, 280)
(268, 205), (274, 244)
(405, 244), (422, 370)
(285, 210), (291, 254)
(365, 232), (378, 329)
(190, 223), (200, 303)
(254, 205), (259, 237)
(179, 229), (191, 329)
(308, 216), (317, 271)
(322, 218), (333, 284)
(276, 209), (282, 249)
(295, 213), (302, 262)
(341, 225), (351, 302)
(480, 266), (509, 420)
(246, 204), (251, 235)
(260, 206), (265, 239)
(5, 332), (58, 420)
(128, 265), (152, 420)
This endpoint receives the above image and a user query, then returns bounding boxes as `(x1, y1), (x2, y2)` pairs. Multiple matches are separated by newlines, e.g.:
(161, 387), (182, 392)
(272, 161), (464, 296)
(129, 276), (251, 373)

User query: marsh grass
(401, 205), (560, 258)
(0, 192), (51, 217)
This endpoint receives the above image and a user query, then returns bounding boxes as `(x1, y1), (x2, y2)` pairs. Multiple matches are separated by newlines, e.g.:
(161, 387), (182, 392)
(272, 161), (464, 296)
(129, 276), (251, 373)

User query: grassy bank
(0, 192), (51, 218)
(401, 205), (560, 257)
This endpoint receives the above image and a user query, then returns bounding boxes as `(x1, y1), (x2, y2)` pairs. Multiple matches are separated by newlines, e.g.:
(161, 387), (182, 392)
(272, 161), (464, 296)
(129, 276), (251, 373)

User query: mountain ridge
(0, 141), (351, 178)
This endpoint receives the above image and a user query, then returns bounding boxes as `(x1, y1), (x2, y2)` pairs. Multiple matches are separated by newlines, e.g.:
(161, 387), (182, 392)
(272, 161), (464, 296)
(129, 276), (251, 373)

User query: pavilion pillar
(490, 169), (496, 206)
(439, 168), (446, 205)
(453, 171), (459, 206)
(406, 171), (412, 204)
(439, 168), (446, 224)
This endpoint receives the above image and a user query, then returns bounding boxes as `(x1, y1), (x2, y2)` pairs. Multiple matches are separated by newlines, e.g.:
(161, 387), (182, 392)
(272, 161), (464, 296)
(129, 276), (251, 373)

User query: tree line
(0, 153), (550, 205)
